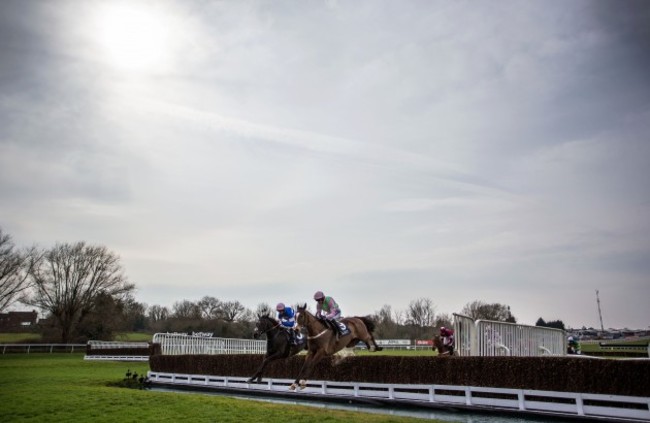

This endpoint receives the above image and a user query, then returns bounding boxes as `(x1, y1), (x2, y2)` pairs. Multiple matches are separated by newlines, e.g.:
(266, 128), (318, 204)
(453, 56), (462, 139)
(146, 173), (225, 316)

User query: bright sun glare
(94, 3), (171, 72)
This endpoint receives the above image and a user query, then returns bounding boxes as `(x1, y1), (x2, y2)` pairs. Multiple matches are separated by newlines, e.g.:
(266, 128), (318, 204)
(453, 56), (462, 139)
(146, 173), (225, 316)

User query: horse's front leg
(248, 350), (285, 383)
(248, 356), (270, 383)
(289, 350), (324, 391)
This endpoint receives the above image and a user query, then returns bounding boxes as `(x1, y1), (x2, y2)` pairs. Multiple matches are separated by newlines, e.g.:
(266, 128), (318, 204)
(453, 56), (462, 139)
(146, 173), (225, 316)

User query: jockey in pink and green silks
(313, 291), (341, 320)
(313, 290), (346, 337)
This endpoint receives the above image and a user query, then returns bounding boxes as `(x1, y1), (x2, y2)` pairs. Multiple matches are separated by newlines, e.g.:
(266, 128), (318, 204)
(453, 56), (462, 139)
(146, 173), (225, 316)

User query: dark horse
(432, 335), (454, 356)
(248, 314), (307, 383)
(290, 304), (382, 391)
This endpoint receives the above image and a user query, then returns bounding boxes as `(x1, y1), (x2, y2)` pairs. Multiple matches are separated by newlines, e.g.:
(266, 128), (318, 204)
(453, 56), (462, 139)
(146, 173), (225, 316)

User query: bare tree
(255, 302), (272, 316)
(25, 242), (135, 342)
(197, 296), (223, 319)
(238, 307), (255, 323)
(147, 304), (170, 322)
(461, 300), (517, 322)
(373, 304), (401, 338)
(392, 308), (406, 325)
(376, 304), (395, 326)
(146, 304), (170, 333)
(434, 312), (453, 329)
(0, 229), (36, 312)
(172, 300), (202, 319)
(221, 300), (245, 322)
(406, 297), (436, 327)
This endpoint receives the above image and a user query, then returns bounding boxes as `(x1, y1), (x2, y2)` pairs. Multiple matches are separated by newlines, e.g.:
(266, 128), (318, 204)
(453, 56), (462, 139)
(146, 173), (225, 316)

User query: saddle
(337, 321), (350, 336)
(285, 328), (305, 346)
(322, 318), (350, 336)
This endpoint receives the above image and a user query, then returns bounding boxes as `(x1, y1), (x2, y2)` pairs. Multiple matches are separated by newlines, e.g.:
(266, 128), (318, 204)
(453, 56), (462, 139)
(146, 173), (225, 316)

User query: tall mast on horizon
(596, 290), (605, 331)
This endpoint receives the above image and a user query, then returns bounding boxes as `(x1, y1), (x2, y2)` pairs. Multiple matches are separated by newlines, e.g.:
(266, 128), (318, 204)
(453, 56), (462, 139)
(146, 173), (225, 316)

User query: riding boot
(330, 319), (341, 339)
(325, 319), (334, 335)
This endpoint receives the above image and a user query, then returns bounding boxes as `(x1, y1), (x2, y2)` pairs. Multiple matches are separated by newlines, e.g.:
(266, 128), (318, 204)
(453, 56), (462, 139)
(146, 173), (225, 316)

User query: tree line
(0, 227), (565, 342)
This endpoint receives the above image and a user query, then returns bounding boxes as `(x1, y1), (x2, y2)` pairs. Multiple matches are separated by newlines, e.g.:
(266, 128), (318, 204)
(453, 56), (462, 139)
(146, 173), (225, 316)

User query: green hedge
(149, 354), (649, 397)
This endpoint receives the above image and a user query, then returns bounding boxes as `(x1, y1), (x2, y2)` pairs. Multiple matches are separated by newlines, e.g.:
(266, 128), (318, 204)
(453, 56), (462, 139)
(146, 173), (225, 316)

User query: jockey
(313, 291), (346, 337)
(276, 303), (298, 344)
(440, 326), (455, 351)
(567, 336), (581, 355)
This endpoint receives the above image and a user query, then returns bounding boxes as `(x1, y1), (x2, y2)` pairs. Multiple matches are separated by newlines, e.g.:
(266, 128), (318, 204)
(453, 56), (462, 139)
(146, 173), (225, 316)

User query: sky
(1, 0), (649, 330)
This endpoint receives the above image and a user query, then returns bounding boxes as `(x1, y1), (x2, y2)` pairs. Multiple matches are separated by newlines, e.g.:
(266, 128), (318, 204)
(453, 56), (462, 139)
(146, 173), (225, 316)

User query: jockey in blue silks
(276, 303), (299, 344)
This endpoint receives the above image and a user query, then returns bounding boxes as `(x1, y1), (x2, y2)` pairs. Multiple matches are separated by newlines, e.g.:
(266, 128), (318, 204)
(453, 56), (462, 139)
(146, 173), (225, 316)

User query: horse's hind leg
(366, 332), (382, 352)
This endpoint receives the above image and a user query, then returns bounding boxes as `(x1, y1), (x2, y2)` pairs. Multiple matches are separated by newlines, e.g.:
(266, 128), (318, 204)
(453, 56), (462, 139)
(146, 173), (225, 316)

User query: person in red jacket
(440, 326), (455, 353)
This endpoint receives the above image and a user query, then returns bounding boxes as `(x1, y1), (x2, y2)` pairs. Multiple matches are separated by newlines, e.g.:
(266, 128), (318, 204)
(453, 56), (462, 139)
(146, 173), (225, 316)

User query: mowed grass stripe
(0, 354), (444, 423)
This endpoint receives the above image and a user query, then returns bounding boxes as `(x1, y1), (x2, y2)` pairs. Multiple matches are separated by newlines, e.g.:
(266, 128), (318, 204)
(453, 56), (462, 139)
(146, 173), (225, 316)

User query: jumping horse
(289, 304), (382, 391)
(432, 335), (454, 356)
(248, 314), (307, 383)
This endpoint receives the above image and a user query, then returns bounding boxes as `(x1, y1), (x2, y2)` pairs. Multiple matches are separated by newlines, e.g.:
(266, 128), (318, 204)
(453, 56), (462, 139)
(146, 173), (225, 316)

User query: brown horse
(290, 304), (382, 390)
(432, 335), (454, 356)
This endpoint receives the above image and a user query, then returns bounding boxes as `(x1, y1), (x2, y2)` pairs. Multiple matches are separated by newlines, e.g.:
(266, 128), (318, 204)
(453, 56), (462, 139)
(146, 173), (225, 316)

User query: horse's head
(431, 335), (440, 352)
(253, 313), (277, 339)
(432, 335), (451, 355)
(295, 303), (309, 326)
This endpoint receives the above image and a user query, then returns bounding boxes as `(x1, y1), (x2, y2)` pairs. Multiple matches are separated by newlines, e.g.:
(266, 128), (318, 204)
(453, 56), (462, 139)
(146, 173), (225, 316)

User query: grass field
(0, 332), (42, 343)
(0, 332), (155, 343)
(0, 354), (442, 423)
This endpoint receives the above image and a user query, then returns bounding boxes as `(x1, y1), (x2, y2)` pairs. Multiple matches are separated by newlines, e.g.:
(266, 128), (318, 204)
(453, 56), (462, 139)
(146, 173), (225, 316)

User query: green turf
(113, 332), (154, 342)
(0, 333), (42, 343)
(0, 354), (445, 423)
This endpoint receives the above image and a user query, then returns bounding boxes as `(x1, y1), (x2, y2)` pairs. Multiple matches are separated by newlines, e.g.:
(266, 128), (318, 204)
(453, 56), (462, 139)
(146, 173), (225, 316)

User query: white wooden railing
(152, 333), (266, 355)
(1, 343), (86, 354)
(453, 314), (565, 356)
(148, 371), (650, 422)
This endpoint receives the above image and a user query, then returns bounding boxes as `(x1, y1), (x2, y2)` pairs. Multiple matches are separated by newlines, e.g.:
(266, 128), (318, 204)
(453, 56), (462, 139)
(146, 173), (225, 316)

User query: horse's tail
(358, 316), (376, 333)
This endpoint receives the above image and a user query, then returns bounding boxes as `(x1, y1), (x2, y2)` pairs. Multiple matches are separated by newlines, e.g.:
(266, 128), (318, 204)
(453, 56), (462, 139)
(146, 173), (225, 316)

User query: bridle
(296, 310), (328, 340)
(256, 318), (281, 336)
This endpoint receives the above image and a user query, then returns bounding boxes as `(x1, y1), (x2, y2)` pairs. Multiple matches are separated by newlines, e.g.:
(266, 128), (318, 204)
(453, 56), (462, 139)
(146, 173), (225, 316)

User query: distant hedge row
(149, 354), (649, 397)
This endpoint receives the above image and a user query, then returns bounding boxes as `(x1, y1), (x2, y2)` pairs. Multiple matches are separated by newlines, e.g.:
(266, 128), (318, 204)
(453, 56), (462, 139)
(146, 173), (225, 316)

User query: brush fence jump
(84, 340), (151, 361)
(453, 313), (565, 357)
(147, 371), (650, 422)
(152, 333), (266, 355)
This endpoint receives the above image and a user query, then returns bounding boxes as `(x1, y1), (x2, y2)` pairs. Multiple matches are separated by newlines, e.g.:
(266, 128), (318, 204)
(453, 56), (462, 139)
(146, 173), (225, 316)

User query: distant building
(0, 310), (38, 330)
(568, 327), (650, 341)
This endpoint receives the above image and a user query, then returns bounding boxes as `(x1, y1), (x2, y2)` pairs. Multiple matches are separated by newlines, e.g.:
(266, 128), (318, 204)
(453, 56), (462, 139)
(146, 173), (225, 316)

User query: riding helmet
(276, 302), (285, 311)
(313, 291), (325, 301)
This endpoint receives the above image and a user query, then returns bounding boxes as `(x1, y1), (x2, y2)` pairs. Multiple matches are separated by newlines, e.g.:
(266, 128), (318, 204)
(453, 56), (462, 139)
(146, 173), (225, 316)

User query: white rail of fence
(148, 371), (650, 422)
(87, 340), (150, 349)
(1, 343), (86, 354)
(83, 340), (152, 361)
(152, 333), (266, 355)
(84, 355), (150, 361)
(453, 314), (565, 356)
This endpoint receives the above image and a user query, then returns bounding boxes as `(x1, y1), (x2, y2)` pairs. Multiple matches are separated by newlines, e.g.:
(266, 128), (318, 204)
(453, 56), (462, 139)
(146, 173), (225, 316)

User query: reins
(297, 311), (330, 340)
(257, 319), (281, 336)
(308, 329), (329, 339)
